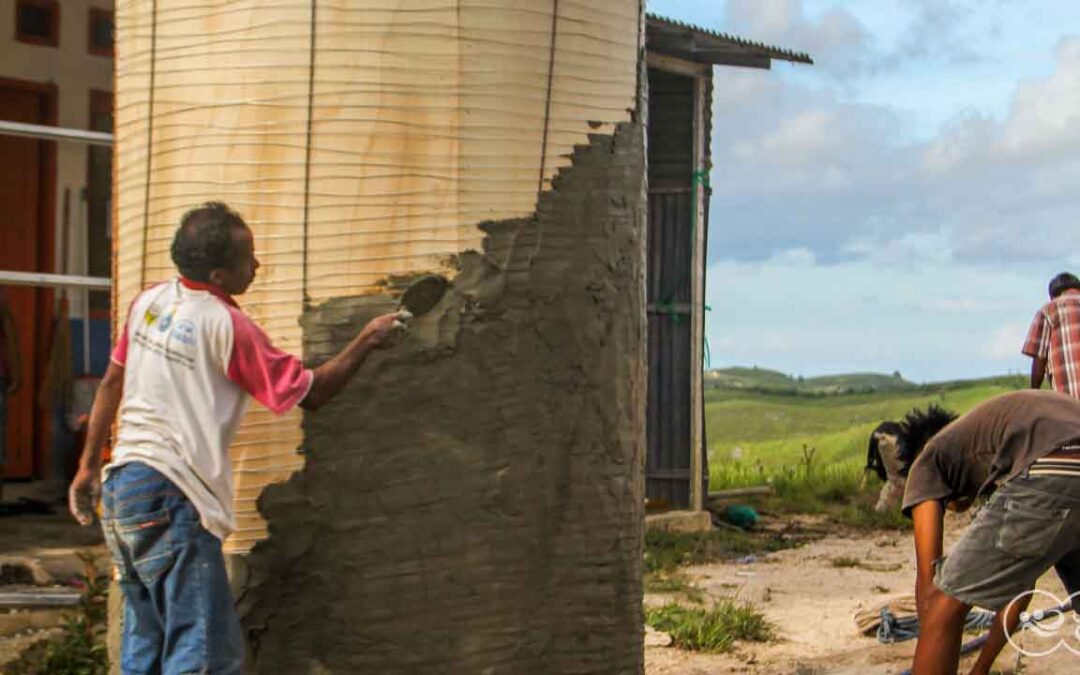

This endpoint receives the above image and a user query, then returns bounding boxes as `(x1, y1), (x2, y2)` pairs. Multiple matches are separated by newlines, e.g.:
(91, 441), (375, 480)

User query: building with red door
(0, 0), (113, 484)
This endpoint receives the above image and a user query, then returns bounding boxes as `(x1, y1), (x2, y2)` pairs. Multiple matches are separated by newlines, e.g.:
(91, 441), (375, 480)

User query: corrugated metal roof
(646, 13), (814, 68)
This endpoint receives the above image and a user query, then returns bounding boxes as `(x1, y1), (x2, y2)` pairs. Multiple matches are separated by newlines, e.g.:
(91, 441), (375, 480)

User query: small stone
(644, 624), (673, 647)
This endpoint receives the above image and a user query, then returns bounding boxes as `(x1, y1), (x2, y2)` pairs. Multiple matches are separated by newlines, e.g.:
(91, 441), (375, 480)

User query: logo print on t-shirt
(144, 303), (162, 326)
(172, 320), (197, 346)
(158, 312), (173, 333)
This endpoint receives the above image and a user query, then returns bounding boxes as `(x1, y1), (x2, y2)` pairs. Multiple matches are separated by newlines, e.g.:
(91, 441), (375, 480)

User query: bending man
(903, 390), (1080, 674)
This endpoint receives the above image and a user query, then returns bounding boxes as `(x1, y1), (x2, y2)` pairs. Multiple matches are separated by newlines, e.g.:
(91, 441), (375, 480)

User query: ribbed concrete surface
(238, 117), (647, 674)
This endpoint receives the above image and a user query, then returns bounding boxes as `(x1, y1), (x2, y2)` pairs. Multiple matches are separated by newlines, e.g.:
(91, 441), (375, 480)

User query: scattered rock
(0, 559), (52, 587)
(644, 624), (673, 647)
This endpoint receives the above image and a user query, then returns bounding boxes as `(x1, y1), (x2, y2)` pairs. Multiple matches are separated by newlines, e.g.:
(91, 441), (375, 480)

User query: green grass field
(705, 375), (1027, 519)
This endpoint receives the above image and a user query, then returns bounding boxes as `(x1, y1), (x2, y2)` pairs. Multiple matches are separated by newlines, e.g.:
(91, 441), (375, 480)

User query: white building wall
(0, 0), (113, 320)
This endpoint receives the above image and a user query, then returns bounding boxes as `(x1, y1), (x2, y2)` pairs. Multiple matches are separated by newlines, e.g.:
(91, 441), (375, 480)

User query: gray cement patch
(238, 115), (648, 674)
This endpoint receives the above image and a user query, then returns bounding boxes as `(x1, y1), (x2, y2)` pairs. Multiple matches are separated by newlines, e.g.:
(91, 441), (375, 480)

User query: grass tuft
(643, 572), (705, 604)
(645, 601), (775, 653)
(644, 529), (792, 575)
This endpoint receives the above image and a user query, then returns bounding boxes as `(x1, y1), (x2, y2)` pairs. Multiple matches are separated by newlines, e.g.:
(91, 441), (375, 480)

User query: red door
(0, 80), (55, 479)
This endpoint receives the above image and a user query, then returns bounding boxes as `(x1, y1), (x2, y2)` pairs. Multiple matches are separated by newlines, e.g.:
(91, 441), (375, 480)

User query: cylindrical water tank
(114, 0), (641, 553)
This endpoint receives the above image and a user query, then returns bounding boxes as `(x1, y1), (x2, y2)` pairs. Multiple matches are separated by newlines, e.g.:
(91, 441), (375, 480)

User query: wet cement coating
(237, 116), (648, 673)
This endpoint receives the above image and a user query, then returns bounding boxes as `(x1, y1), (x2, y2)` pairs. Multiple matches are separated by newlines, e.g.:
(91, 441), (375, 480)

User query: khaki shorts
(934, 474), (1080, 611)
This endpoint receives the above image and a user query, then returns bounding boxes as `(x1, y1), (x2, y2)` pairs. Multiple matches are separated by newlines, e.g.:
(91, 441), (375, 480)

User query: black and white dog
(865, 405), (957, 511)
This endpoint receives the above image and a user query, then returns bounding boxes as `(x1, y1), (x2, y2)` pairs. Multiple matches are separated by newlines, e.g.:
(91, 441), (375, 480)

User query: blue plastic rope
(877, 607), (995, 644)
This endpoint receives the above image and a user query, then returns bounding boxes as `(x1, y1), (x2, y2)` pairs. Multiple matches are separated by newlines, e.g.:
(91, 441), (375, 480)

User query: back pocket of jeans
(995, 493), (1070, 559)
(117, 508), (175, 582)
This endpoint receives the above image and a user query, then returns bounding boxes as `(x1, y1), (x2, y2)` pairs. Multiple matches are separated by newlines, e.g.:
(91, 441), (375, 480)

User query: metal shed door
(645, 68), (697, 508)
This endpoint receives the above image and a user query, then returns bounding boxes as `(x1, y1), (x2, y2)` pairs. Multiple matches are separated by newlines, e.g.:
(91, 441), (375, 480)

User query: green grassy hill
(705, 367), (918, 395)
(706, 375), (1027, 492)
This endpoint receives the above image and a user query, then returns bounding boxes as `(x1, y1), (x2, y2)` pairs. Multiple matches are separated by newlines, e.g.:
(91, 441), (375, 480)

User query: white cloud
(918, 37), (1080, 170)
(986, 322), (1029, 360)
(998, 38), (1080, 158)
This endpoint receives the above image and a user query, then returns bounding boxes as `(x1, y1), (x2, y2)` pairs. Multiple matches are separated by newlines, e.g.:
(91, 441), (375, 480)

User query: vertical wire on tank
(140, 0), (159, 290)
(516, 0), (559, 268)
(301, 0), (318, 307)
(537, 0), (559, 198)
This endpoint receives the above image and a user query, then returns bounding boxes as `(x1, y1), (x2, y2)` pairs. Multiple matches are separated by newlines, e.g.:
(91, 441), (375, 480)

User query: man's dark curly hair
(895, 404), (957, 476)
(170, 202), (247, 282)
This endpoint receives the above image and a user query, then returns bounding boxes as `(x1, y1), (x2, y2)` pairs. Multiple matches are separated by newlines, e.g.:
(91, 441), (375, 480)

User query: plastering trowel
(398, 274), (449, 319)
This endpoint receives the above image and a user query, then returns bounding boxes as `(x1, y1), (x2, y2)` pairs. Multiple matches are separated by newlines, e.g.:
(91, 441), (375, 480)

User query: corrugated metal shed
(644, 17), (810, 510)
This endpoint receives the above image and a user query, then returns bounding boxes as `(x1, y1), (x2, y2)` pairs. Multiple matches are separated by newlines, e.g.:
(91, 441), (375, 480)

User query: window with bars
(15, 0), (59, 47)
(88, 8), (114, 56)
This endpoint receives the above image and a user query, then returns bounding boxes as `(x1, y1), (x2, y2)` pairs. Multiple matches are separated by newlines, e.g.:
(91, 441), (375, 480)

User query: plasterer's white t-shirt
(105, 277), (313, 541)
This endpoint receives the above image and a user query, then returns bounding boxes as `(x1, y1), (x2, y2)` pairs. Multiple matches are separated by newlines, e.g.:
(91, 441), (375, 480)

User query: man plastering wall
(69, 203), (406, 672)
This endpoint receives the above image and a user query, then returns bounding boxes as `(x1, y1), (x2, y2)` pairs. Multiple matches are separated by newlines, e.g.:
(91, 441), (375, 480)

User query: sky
(647, 0), (1080, 382)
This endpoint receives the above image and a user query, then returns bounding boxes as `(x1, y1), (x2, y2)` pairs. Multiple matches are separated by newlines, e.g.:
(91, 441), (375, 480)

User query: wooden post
(689, 72), (707, 512)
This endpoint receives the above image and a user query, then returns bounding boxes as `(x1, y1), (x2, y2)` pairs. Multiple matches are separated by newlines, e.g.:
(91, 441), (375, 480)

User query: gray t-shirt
(902, 390), (1080, 516)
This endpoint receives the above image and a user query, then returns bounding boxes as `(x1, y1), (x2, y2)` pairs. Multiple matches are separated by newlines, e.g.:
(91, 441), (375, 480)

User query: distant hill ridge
(704, 367), (1016, 396)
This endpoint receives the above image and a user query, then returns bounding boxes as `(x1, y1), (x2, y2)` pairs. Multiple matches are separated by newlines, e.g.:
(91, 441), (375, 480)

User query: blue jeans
(101, 462), (244, 674)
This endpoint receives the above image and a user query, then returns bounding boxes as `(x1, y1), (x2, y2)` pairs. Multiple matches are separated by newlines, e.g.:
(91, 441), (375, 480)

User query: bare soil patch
(646, 513), (1078, 674)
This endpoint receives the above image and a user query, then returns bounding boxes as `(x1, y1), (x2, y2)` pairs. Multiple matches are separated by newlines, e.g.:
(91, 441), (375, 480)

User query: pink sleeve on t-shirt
(110, 294), (142, 367)
(225, 307), (314, 415)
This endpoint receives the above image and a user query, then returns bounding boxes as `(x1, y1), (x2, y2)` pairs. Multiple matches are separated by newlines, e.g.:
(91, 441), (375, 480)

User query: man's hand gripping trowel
(397, 274), (449, 324)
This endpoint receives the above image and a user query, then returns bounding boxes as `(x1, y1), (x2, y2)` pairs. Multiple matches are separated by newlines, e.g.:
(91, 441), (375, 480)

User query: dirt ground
(644, 512), (1079, 674)
(0, 503), (107, 671)
(2, 506), (1079, 673)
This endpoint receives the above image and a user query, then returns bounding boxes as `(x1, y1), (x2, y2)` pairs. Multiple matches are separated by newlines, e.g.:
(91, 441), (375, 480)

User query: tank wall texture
(114, 0), (642, 551)
(113, 1), (646, 671)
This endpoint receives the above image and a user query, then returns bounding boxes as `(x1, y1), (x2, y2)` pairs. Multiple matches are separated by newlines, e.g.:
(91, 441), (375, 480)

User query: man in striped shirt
(1022, 272), (1080, 398)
